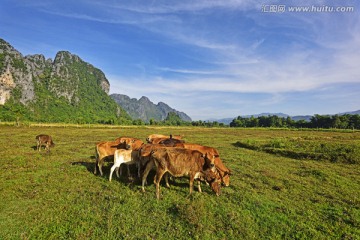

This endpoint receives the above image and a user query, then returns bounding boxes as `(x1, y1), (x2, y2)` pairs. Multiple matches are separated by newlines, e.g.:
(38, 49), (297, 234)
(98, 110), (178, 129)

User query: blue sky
(1, 0), (359, 120)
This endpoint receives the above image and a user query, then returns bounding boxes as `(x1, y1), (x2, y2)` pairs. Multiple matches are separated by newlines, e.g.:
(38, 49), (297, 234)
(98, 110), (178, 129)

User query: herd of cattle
(36, 133), (232, 199)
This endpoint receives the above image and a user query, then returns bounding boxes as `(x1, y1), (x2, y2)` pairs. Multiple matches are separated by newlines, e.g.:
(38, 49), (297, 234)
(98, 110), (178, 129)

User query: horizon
(1, 0), (359, 120)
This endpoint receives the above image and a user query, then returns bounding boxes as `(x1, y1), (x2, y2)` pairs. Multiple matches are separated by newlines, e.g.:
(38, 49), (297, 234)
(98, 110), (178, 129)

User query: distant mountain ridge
(212, 110), (360, 124)
(110, 93), (192, 123)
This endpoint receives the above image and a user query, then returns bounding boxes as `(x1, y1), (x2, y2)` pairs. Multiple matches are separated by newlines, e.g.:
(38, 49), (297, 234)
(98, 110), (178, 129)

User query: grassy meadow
(0, 124), (359, 239)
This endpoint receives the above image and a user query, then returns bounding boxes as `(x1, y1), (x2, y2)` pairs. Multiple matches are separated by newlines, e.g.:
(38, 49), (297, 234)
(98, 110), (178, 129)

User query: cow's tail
(94, 145), (99, 174)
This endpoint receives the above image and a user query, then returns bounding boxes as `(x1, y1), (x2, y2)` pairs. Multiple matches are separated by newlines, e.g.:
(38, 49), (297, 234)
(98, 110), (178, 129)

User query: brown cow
(158, 137), (185, 146)
(174, 143), (232, 187)
(139, 144), (221, 190)
(94, 137), (143, 176)
(36, 134), (55, 153)
(149, 148), (220, 199)
(138, 144), (177, 184)
(149, 136), (185, 146)
(138, 143), (164, 178)
(146, 134), (182, 143)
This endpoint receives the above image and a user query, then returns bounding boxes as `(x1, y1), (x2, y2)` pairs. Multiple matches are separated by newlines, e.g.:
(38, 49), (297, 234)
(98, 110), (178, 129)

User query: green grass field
(0, 125), (359, 239)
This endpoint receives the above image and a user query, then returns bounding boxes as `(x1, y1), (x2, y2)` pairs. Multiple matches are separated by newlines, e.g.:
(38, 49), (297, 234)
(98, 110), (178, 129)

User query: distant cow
(35, 134), (55, 153)
(174, 143), (231, 186)
(146, 148), (220, 199)
(94, 137), (144, 176)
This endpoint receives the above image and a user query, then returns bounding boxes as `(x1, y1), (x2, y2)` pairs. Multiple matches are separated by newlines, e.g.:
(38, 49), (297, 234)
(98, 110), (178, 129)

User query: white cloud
(97, 0), (255, 14)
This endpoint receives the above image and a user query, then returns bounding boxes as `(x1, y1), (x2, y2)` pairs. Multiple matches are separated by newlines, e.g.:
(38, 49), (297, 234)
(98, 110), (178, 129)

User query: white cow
(109, 148), (140, 181)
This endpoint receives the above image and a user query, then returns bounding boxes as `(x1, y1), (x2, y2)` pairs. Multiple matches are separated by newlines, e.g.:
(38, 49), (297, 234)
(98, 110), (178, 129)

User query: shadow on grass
(232, 141), (322, 161)
(232, 141), (257, 150)
(71, 161), (95, 173)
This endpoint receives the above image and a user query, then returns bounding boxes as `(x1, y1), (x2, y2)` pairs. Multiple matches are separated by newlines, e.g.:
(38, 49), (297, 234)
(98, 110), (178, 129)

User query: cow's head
(216, 167), (231, 187)
(121, 140), (132, 150)
(201, 169), (221, 196)
(204, 152), (217, 170)
(124, 143), (131, 150)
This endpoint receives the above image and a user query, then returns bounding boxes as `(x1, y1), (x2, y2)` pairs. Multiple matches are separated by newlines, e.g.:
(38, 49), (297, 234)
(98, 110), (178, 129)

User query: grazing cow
(146, 134), (182, 143)
(174, 143), (232, 187)
(94, 137), (143, 176)
(145, 148), (220, 199)
(35, 134), (55, 153)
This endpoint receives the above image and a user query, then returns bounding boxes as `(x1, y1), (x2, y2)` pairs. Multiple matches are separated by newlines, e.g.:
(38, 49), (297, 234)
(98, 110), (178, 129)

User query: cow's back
(152, 148), (204, 176)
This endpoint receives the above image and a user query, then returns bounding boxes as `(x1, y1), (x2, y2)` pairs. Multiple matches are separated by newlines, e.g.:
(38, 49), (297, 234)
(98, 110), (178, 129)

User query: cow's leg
(155, 169), (166, 200)
(98, 160), (104, 176)
(141, 160), (154, 192)
(94, 150), (98, 174)
(94, 162), (97, 174)
(109, 164), (117, 181)
(46, 142), (50, 153)
(119, 164), (123, 177)
(37, 141), (41, 151)
(137, 162), (141, 179)
(189, 175), (195, 195)
(110, 155), (123, 181)
(126, 164), (131, 178)
(116, 166), (120, 178)
(94, 159), (98, 175)
(164, 173), (170, 188)
(197, 180), (202, 193)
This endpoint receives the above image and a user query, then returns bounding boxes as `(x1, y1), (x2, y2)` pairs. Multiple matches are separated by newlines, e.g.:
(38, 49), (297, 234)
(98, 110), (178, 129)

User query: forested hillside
(0, 38), (131, 124)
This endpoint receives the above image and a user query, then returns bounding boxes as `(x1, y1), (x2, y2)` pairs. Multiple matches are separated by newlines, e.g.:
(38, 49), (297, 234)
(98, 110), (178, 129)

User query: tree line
(229, 114), (360, 129)
(135, 112), (360, 129)
(2, 103), (360, 129)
